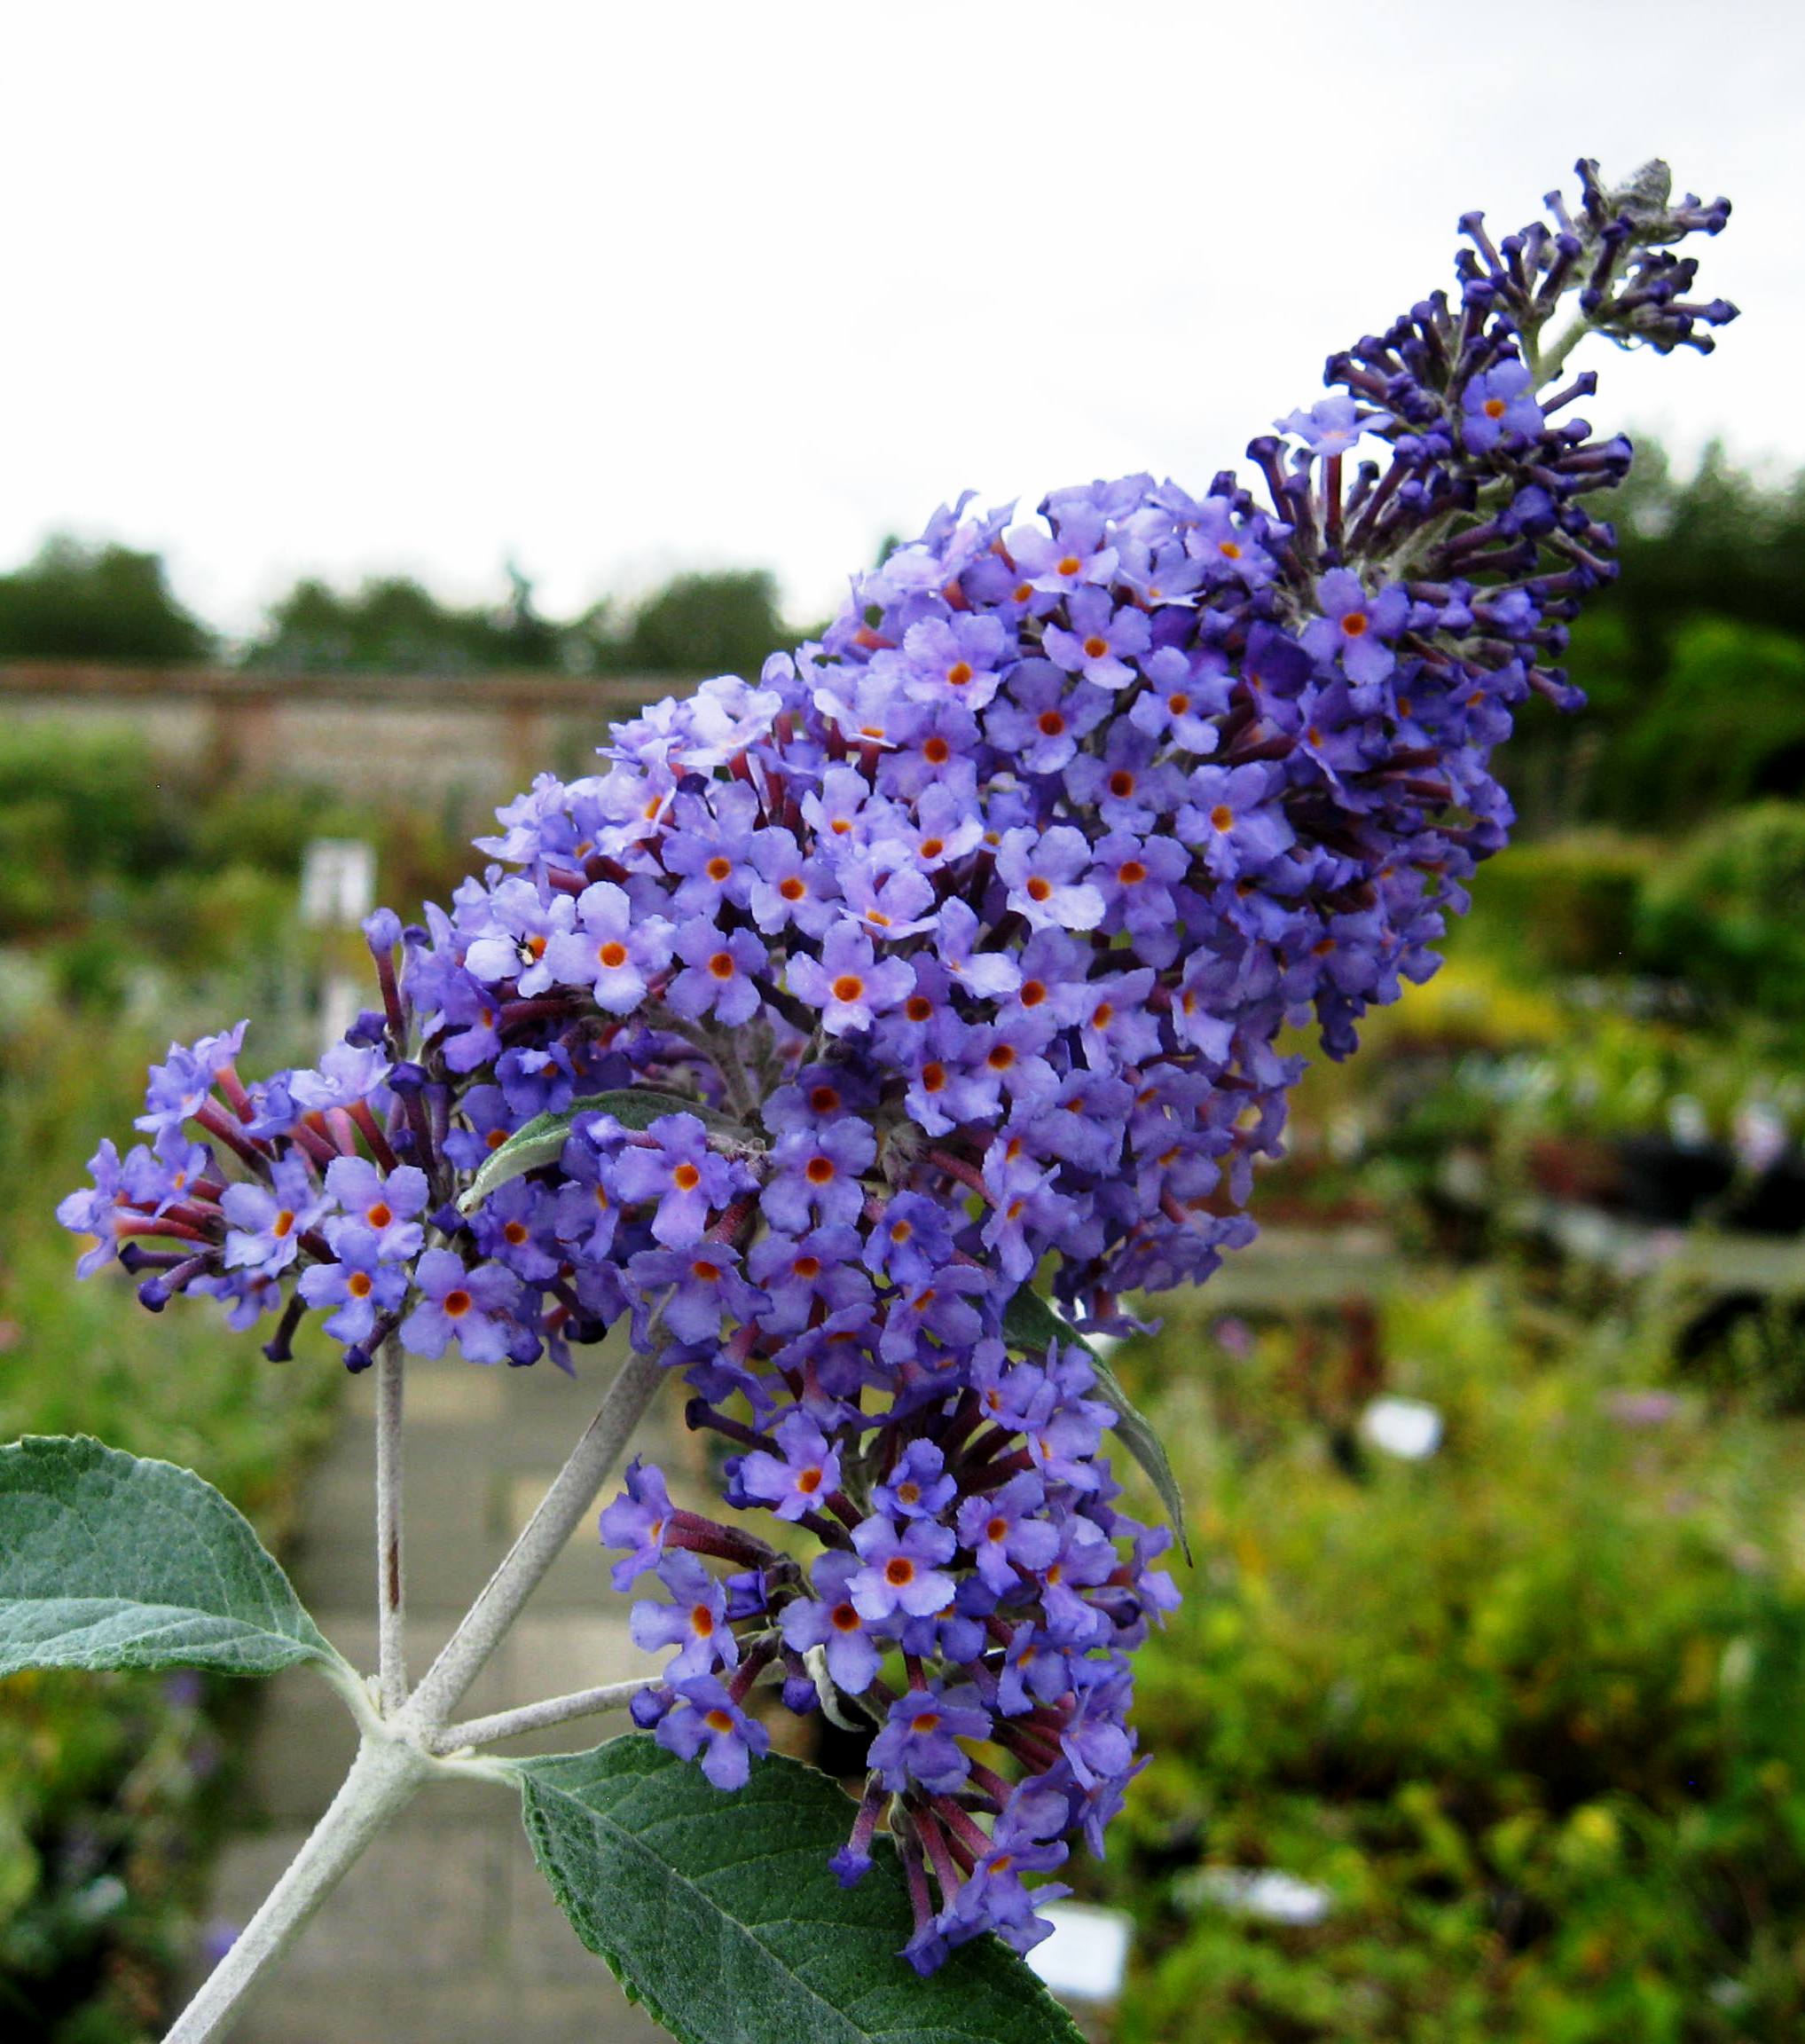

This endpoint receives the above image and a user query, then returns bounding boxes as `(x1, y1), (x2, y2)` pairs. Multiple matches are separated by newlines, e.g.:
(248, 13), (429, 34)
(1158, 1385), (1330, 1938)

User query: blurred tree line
(0, 545), (794, 682)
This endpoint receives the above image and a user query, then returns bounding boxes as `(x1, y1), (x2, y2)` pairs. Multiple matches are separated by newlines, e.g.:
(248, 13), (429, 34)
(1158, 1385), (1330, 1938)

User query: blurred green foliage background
(2, 444), (1803, 2038)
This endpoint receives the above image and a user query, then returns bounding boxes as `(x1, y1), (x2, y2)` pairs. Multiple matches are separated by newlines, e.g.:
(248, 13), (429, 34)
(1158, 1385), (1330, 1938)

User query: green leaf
(514, 1735), (1085, 2044)
(0, 1436), (339, 1678)
(459, 1086), (752, 1214)
(1002, 1287), (1191, 1564)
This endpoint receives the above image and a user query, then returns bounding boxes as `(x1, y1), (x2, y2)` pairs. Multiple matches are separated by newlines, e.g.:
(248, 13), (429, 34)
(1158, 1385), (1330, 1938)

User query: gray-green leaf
(0, 1436), (338, 1678)
(1002, 1286), (1191, 1564)
(459, 1087), (751, 1214)
(515, 1735), (1085, 2044)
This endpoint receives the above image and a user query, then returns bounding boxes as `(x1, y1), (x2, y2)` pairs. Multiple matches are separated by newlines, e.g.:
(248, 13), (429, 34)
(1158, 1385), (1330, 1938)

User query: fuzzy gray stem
(161, 1734), (430, 2044)
(374, 1335), (407, 1714)
(398, 1340), (668, 1732)
(425, 1675), (656, 1754)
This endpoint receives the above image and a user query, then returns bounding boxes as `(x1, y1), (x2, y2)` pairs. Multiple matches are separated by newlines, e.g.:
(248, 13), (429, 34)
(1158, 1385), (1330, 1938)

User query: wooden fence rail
(0, 661), (686, 798)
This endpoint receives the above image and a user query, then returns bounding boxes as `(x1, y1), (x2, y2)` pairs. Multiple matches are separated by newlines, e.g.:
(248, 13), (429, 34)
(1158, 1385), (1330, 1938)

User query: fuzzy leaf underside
(515, 1736), (1085, 2044)
(1001, 1287), (1191, 1564)
(459, 1086), (749, 1213)
(0, 1435), (334, 1678)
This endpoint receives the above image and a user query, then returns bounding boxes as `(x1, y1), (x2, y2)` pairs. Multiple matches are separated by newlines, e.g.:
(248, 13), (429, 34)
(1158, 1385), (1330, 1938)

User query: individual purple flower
(995, 826), (1105, 932)
(748, 829), (841, 938)
(397, 1248), (522, 1364)
(1042, 586), (1151, 692)
(461, 877), (575, 996)
(297, 1225), (410, 1343)
(786, 922), (914, 1035)
(883, 612), (1011, 711)
(630, 1550), (739, 1683)
(760, 1121), (875, 1234)
(861, 1192), (957, 1287)
(541, 881), (673, 1015)
(930, 898), (1023, 1000)
(1275, 392), (1367, 454)
(985, 660), (1111, 777)
(666, 921), (766, 1026)
(600, 1457), (678, 1589)
(746, 1224), (871, 1336)
(848, 1516), (958, 1623)
(58, 1141), (129, 1277)
(955, 1472), (1061, 1596)
(135, 1021), (247, 1134)
(867, 1684), (992, 1794)
(738, 1412), (843, 1522)
(626, 1241), (763, 1348)
(612, 1115), (738, 1246)
(1002, 517), (1118, 596)
(655, 1674), (770, 1790)
(1176, 763), (1297, 879)
(322, 1157), (428, 1259)
(1300, 568), (1410, 691)
(658, 783), (761, 918)
(1461, 356), (1544, 452)
(1126, 644), (1230, 751)
(220, 1156), (326, 1277)
(779, 1551), (883, 1694)
(873, 1440), (955, 1521)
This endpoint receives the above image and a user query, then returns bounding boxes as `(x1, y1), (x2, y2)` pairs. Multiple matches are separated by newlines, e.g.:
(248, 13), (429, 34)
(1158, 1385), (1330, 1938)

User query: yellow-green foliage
(0, 1007), (336, 2041)
(1101, 1280), (1805, 2042)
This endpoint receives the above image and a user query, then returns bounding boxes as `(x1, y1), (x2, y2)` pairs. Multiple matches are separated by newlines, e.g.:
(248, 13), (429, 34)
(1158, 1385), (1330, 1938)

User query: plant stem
(375, 1335), (407, 1714)
(162, 1733), (431, 2044)
(398, 1339), (668, 1733)
(425, 1675), (655, 1754)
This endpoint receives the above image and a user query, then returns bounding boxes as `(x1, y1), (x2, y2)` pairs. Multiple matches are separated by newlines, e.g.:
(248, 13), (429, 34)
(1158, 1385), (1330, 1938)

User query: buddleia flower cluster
(60, 161), (1732, 1971)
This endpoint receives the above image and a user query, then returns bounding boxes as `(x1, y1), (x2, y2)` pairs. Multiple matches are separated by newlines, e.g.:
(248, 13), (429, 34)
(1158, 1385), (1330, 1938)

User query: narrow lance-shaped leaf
(514, 1736), (1086, 2044)
(459, 1086), (752, 1214)
(0, 1435), (341, 1678)
(1002, 1286), (1192, 1565)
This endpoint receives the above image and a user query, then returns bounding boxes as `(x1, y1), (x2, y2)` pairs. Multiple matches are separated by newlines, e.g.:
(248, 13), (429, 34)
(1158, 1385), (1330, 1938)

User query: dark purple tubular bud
(630, 1685), (673, 1730)
(362, 908), (404, 956)
(345, 1009), (388, 1049)
(387, 1061), (429, 1097)
(119, 1243), (186, 1273)
(262, 1296), (308, 1364)
(341, 1344), (375, 1375)
(782, 1672), (819, 1717)
(137, 1278), (172, 1312)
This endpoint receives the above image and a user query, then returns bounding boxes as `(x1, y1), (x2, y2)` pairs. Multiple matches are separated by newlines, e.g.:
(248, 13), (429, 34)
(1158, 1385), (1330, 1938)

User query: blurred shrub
(1453, 833), (1655, 978)
(1635, 802), (1805, 1016)
(0, 539), (213, 665)
(0, 1006), (336, 2040)
(1101, 1281), (1805, 2042)
(1605, 621), (1805, 826)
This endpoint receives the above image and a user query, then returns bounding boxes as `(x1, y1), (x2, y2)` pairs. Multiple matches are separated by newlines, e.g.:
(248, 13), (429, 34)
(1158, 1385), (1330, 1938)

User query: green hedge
(0, 1009), (336, 2041)
(1102, 1280), (1805, 2041)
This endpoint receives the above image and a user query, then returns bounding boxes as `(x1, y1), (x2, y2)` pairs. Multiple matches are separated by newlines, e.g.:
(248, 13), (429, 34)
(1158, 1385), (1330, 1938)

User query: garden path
(192, 1336), (673, 2044)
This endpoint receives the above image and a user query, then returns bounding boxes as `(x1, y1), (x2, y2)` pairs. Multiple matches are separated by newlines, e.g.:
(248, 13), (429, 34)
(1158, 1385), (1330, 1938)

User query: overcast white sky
(1, 1), (1794, 641)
